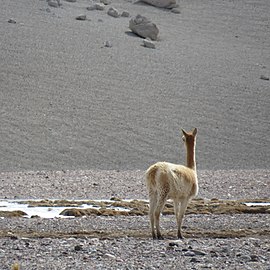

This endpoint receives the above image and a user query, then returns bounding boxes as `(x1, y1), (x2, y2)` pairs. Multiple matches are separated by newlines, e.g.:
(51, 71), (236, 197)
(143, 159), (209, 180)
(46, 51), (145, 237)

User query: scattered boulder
(76, 14), (87, 20)
(87, 3), (106, 10)
(74, 245), (83, 251)
(107, 7), (121, 18)
(100, 0), (111, 5)
(104, 253), (116, 259)
(47, 0), (61, 8)
(171, 7), (181, 14)
(138, 0), (177, 8)
(65, 0), (76, 2)
(143, 38), (156, 49)
(121, 11), (130, 17)
(8, 18), (16, 24)
(129, 14), (159, 41)
(104, 41), (113, 48)
(260, 75), (269, 81)
(96, 3), (106, 10)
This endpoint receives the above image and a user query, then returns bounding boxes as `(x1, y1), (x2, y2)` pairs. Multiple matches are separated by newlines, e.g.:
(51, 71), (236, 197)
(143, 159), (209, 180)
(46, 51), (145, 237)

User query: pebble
(121, 11), (130, 17)
(143, 39), (156, 49)
(184, 251), (196, 257)
(8, 18), (16, 24)
(100, 0), (111, 5)
(171, 8), (181, 14)
(192, 250), (207, 256)
(168, 241), (179, 247)
(190, 257), (200, 263)
(104, 41), (113, 48)
(74, 245), (83, 251)
(87, 3), (106, 11)
(76, 15), (87, 21)
(104, 253), (116, 259)
(47, 0), (60, 8)
(260, 75), (269, 80)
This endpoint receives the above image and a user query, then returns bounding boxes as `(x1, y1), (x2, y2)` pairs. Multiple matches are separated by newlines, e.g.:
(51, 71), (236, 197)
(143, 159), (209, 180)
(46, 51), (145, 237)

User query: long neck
(186, 142), (196, 171)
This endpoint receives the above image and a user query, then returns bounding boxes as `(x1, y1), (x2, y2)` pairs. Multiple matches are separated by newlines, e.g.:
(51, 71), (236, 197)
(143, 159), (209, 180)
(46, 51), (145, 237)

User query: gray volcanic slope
(0, 0), (269, 172)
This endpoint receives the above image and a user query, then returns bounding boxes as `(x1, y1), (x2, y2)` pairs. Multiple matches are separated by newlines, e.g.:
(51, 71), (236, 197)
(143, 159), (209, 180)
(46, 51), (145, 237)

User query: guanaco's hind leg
(149, 191), (157, 239)
(154, 192), (168, 240)
(177, 198), (189, 239)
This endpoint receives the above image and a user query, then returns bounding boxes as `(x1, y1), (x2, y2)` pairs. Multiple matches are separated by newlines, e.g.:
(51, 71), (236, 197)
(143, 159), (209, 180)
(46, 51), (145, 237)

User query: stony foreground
(1, 214), (270, 269)
(0, 169), (269, 269)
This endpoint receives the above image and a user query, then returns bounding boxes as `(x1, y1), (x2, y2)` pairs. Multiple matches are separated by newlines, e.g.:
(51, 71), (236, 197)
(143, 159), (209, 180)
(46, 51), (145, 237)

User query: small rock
(74, 245), (83, 251)
(184, 251), (196, 257)
(89, 238), (100, 245)
(47, 0), (60, 8)
(192, 250), (207, 256)
(240, 255), (252, 262)
(8, 18), (16, 24)
(65, 0), (76, 2)
(110, 197), (122, 201)
(143, 39), (156, 49)
(250, 254), (259, 262)
(100, 0), (111, 5)
(129, 14), (159, 41)
(104, 253), (116, 259)
(104, 41), (113, 48)
(107, 7), (121, 18)
(31, 215), (41, 218)
(171, 8), (181, 14)
(139, 0), (176, 8)
(168, 241), (179, 247)
(76, 14), (87, 20)
(190, 257), (201, 263)
(86, 5), (96, 10)
(96, 3), (106, 10)
(260, 75), (269, 80)
(121, 11), (130, 17)
(87, 3), (105, 10)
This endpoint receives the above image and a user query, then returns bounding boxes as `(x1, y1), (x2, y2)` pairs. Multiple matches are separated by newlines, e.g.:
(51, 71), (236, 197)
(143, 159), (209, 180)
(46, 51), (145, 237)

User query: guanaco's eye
(182, 136), (186, 142)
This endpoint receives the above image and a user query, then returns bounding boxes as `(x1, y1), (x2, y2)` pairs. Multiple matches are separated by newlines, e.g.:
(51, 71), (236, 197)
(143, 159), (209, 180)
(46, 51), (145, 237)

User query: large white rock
(129, 15), (159, 41)
(139, 0), (177, 8)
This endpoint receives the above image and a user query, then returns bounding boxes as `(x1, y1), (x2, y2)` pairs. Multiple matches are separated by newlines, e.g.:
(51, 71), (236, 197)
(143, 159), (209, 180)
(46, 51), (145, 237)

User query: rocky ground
(0, 169), (269, 269)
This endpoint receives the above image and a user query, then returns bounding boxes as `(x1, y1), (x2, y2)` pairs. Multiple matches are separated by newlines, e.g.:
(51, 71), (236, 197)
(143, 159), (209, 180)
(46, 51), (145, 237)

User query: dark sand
(0, 0), (269, 172)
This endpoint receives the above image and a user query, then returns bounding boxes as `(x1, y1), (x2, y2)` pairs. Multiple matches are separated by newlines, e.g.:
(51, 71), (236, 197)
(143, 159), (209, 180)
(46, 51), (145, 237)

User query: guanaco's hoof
(177, 233), (184, 239)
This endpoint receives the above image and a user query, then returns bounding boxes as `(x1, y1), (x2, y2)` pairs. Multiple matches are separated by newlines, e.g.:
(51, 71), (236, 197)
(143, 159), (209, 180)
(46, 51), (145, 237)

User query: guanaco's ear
(192, 128), (197, 136)
(181, 129), (188, 137)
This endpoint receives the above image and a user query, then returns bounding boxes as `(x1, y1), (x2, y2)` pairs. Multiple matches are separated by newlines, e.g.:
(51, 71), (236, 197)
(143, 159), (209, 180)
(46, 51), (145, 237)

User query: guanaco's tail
(145, 164), (159, 191)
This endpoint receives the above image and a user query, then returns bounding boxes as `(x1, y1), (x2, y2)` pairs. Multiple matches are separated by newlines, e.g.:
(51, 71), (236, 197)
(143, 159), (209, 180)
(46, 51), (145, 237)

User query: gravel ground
(0, 169), (269, 200)
(0, 169), (269, 269)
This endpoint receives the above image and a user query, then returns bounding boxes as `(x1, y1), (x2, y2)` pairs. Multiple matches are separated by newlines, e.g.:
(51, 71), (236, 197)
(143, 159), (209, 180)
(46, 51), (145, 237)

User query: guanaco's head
(181, 128), (197, 145)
